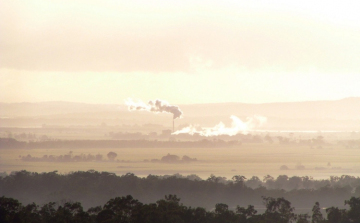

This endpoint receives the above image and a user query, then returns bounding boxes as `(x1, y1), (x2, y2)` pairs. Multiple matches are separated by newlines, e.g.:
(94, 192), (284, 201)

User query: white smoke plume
(125, 98), (183, 119)
(173, 115), (267, 137)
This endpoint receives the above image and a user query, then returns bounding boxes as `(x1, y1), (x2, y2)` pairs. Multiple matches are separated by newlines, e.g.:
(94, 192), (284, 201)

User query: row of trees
(144, 153), (198, 163)
(20, 152), (118, 162)
(2, 137), (360, 149)
(1, 194), (360, 223)
(19, 152), (199, 164)
(245, 175), (360, 191)
(1, 170), (360, 210)
(0, 138), (241, 149)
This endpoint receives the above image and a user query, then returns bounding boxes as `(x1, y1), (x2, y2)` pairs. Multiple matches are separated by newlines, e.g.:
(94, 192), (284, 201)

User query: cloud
(1, 1), (360, 73)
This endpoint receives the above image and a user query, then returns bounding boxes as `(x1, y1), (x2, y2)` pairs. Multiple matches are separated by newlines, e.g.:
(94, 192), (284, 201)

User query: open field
(1, 143), (359, 179)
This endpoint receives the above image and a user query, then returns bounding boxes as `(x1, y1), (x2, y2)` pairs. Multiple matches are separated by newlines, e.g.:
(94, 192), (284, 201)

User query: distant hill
(180, 97), (360, 120)
(1, 98), (359, 131)
(1, 98), (360, 120)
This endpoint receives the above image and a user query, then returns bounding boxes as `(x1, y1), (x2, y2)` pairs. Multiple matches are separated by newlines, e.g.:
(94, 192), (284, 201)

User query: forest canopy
(1, 170), (360, 211)
(1, 194), (360, 223)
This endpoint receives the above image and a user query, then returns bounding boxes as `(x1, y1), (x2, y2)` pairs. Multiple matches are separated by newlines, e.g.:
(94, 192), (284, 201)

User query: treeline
(1, 171), (360, 211)
(2, 137), (360, 149)
(20, 152), (198, 163)
(20, 152), (104, 162)
(1, 194), (360, 223)
(0, 138), (239, 149)
(145, 153), (198, 163)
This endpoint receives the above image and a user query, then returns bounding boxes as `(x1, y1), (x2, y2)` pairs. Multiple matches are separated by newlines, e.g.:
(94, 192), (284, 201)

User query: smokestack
(125, 98), (183, 120)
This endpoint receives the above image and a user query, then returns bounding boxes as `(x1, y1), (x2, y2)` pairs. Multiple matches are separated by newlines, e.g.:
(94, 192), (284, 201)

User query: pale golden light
(1, 0), (359, 104)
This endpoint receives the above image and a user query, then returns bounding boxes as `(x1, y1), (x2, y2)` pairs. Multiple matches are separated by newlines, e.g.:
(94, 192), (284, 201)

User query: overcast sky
(1, 0), (360, 104)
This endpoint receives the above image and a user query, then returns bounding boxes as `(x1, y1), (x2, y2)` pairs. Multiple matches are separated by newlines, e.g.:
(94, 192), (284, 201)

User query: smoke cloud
(173, 115), (267, 137)
(125, 98), (183, 119)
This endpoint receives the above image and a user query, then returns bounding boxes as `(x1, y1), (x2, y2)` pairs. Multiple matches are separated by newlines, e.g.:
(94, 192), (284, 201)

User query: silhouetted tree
(236, 205), (257, 222)
(19, 202), (41, 223)
(262, 196), (296, 223)
(0, 196), (22, 223)
(325, 207), (347, 223)
(2, 194), (360, 223)
(311, 202), (323, 223)
(232, 175), (246, 184)
(107, 152), (117, 161)
(156, 194), (185, 223)
(297, 214), (310, 223)
(39, 202), (57, 222)
(161, 154), (180, 163)
(345, 197), (360, 222)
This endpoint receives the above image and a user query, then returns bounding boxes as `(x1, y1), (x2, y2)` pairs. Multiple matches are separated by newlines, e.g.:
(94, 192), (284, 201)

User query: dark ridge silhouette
(1, 170), (359, 211)
(1, 194), (360, 223)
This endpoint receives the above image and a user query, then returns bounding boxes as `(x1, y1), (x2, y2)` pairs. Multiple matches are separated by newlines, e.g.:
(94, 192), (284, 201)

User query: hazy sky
(1, 0), (360, 104)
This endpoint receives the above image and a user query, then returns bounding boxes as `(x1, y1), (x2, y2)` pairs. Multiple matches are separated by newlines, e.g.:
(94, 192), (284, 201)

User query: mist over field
(1, 99), (360, 222)
(2, 1), (360, 222)
(1, 99), (360, 179)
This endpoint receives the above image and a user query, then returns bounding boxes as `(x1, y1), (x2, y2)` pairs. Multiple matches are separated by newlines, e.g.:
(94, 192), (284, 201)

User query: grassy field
(1, 143), (359, 179)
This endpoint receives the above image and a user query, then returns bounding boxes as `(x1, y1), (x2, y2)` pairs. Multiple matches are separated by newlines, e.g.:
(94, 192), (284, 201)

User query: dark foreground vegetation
(1, 170), (360, 212)
(1, 194), (360, 223)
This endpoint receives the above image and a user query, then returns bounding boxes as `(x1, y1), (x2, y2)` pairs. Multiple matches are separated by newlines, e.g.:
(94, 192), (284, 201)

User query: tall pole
(173, 119), (174, 133)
